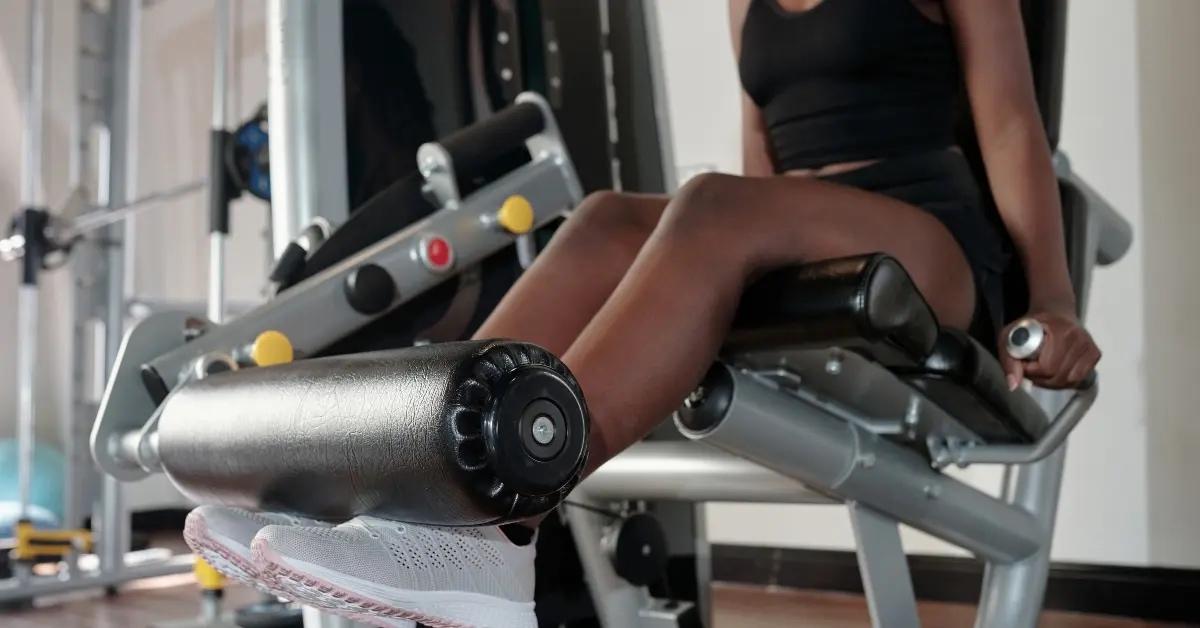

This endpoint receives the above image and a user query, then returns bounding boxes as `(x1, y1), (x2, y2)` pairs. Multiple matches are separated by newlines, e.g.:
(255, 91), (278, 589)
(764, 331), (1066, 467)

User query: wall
(1137, 0), (1200, 569)
(653, 0), (1159, 565)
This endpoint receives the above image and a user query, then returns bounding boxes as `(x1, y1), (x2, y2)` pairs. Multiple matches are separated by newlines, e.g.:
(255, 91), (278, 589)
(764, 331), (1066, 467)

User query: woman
(188, 1), (1101, 626)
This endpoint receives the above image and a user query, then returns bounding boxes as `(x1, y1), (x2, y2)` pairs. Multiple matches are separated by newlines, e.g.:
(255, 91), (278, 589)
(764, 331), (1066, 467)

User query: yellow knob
(496, 195), (535, 235)
(251, 330), (294, 366)
(194, 558), (226, 591)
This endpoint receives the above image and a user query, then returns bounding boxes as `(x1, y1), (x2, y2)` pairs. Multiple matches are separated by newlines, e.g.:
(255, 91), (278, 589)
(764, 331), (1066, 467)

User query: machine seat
(727, 254), (1049, 445)
(903, 330), (1048, 443)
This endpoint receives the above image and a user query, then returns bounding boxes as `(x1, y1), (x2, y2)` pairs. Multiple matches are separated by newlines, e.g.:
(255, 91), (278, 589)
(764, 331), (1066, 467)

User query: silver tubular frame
(266, 0), (350, 258)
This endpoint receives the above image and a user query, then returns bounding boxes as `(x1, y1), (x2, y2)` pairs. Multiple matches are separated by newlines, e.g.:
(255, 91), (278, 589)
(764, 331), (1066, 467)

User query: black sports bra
(738, 0), (960, 171)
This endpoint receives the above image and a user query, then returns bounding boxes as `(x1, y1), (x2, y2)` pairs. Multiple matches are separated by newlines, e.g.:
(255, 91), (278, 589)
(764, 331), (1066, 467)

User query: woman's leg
(564, 173), (977, 472)
(249, 173), (981, 628)
(473, 191), (668, 355)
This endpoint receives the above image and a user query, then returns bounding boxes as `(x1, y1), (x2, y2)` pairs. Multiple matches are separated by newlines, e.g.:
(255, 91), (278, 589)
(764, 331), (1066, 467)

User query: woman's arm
(945, 0), (1100, 388)
(730, 0), (776, 176)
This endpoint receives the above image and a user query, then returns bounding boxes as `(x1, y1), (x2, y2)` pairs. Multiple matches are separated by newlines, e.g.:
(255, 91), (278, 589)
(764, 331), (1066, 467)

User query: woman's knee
(556, 191), (664, 257)
(658, 173), (762, 262)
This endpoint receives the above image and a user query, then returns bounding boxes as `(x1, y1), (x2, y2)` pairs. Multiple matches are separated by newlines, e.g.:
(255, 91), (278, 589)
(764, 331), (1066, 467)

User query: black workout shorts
(820, 148), (1011, 348)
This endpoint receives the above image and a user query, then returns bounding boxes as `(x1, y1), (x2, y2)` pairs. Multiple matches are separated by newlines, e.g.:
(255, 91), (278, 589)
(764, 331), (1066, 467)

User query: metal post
(98, 0), (142, 575)
(16, 0), (47, 527)
(566, 499), (646, 627)
(638, 0), (678, 192)
(848, 502), (921, 628)
(208, 0), (231, 323)
(265, 0), (349, 259)
(975, 389), (1071, 628)
(20, 0), (45, 209)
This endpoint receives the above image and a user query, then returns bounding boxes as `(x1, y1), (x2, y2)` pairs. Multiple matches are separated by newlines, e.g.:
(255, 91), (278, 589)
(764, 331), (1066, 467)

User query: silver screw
(531, 415), (556, 445)
(497, 31), (510, 45)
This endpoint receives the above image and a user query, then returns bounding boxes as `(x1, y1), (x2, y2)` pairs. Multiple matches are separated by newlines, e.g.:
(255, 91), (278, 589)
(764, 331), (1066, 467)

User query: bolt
(923, 485), (942, 500)
(858, 453), (876, 469)
(531, 415), (556, 445)
(905, 397), (921, 426)
(683, 386), (707, 409)
(825, 350), (844, 375)
(642, 544), (652, 557)
(501, 68), (514, 81)
(497, 31), (510, 45)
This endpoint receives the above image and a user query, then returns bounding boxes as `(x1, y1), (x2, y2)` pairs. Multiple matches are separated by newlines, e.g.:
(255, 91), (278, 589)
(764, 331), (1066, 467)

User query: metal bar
(208, 0), (231, 324)
(580, 441), (832, 504)
(266, 0), (349, 258)
(0, 554), (195, 602)
(565, 498), (646, 628)
(848, 502), (920, 628)
(66, 179), (207, 238)
(693, 503), (713, 626)
(639, 0), (678, 192)
(208, 234), (226, 323)
(681, 365), (1043, 564)
(16, 285), (38, 521)
(99, 0), (141, 574)
(947, 383), (1096, 466)
(975, 390), (1071, 628)
(15, 0), (47, 528)
(20, 0), (46, 208)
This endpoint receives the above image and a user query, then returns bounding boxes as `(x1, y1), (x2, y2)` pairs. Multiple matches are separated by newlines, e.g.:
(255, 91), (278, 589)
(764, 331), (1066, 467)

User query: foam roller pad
(156, 341), (589, 526)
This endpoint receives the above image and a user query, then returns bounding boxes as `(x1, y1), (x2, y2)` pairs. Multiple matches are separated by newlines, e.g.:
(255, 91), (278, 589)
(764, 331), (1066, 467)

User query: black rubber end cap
(675, 363), (734, 435)
(343, 264), (396, 315)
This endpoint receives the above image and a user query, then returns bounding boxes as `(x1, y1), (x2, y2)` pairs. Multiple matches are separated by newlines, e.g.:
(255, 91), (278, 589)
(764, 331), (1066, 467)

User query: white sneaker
(251, 516), (538, 628)
(184, 506), (416, 628)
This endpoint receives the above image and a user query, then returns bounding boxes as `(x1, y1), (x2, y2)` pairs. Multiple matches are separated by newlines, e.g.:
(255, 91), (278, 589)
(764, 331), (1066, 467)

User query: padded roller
(439, 101), (545, 187)
(156, 340), (589, 526)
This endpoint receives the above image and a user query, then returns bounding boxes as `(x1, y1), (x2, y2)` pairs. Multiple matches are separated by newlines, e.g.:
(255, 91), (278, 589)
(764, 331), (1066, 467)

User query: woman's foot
(251, 517), (537, 628)
(184, 506), (416, 628)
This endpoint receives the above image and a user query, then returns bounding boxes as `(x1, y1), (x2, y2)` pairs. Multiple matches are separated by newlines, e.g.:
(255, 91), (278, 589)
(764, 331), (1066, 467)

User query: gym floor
(3, 578), (1189, 628)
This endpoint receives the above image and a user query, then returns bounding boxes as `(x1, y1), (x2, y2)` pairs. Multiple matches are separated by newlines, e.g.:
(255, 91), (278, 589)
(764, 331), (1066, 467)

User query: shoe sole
(252, 537), (536, 628)
(184, 513), (414, 628)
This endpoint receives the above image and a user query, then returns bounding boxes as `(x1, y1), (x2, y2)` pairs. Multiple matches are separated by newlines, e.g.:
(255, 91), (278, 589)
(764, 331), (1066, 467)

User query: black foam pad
(726, 254), (940, 365)
(157, 341), (589, 526)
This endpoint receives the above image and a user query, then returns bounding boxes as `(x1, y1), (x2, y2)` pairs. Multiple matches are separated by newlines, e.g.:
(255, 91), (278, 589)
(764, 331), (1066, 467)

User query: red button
(421, 235), (454, 271)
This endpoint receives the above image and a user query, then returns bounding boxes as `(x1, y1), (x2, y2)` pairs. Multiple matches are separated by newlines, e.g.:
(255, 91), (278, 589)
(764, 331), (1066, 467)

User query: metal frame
(265, 0), (350, 259)
(0, 0), (199, 604)
(91, 92), (583, 480)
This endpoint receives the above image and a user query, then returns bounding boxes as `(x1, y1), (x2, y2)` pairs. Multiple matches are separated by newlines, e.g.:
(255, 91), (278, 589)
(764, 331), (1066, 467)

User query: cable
(562, 500), (624, 520)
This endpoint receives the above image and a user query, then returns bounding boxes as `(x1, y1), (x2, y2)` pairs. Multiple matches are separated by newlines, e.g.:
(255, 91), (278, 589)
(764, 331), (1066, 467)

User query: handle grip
(439, 101), (545, 186)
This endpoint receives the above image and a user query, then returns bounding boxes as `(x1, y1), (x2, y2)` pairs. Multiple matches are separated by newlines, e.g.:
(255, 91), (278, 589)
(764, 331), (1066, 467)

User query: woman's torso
(738, 0), (961, 176)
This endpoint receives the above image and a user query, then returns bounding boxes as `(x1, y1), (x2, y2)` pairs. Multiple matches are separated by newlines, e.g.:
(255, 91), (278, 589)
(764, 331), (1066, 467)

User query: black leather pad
(725, 254), (940, 366)
(901, 329), (1049, 443)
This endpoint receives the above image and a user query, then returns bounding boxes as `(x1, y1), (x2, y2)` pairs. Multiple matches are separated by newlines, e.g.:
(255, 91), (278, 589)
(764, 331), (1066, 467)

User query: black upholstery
(728, 254), (1050, 443)
(726, 255), (939, 366)
(904, 330), (1049, 442)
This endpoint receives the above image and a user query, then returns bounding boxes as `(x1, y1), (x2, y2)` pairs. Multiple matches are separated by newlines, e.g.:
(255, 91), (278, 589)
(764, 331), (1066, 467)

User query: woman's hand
(998, 309), (1101, 391)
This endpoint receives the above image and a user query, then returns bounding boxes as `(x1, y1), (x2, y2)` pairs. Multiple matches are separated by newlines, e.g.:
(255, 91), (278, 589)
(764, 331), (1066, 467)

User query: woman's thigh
(658, 172), (978, 328)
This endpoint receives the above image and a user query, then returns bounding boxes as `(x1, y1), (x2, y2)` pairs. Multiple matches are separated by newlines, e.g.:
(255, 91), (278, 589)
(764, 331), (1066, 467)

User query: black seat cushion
(901, 329), (1049, 443)
(726, 254), (939, 366)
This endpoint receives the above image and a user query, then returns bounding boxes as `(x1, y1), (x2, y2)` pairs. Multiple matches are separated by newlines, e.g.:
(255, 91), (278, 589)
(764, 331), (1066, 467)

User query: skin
(472, 0), (1101, 477)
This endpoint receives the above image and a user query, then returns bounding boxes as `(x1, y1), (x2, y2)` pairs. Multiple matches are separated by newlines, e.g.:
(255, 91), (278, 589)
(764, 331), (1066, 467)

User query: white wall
(653, 0), (1163, 566)
(1137, 0), (1200, 569)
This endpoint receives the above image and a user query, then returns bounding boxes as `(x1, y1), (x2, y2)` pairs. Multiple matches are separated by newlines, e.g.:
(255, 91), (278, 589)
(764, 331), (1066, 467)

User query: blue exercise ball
(0, 439), (65, 537)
